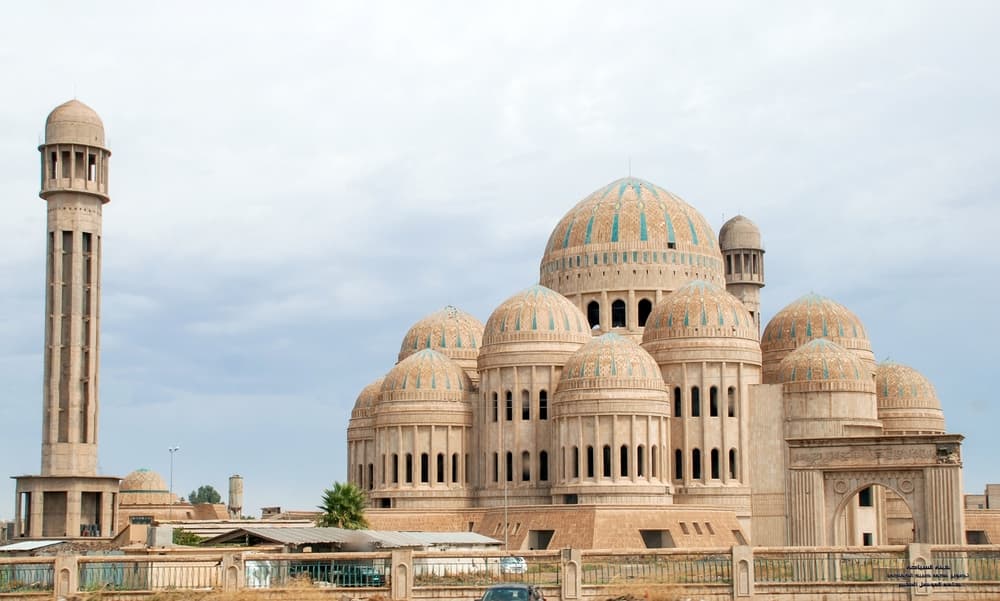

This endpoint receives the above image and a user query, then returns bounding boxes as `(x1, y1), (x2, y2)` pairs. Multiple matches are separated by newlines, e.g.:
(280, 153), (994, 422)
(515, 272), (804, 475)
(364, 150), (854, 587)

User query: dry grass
(601, 581), (685, 601)
(74, 576), (389, 601)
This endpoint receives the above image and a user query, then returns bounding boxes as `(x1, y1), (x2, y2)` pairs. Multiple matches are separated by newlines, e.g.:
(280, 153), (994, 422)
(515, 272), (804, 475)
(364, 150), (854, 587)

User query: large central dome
(540, 177), (724, 339)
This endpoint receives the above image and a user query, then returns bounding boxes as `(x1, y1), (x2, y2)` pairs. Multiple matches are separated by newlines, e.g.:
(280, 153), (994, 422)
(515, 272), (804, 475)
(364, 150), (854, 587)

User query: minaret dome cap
(45, 99), (106, 147)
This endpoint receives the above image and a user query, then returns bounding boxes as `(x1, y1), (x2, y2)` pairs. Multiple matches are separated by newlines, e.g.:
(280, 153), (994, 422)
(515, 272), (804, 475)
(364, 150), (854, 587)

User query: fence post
(222, 551), (244, 591)
(732, 545), (753, 598)
(391, 549), (413, 601)
(907, 543), (932, 599)
(53, 555), (78, 598)
(560, 548), (582, 601)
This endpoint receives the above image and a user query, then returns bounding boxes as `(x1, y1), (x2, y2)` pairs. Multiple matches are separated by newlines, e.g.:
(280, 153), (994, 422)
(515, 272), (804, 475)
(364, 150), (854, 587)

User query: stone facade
(349, 176), (970, 550)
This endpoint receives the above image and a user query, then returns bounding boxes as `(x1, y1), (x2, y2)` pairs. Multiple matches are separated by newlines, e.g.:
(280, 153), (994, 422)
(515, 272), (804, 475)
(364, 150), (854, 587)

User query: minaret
(719, 215), (765, 333)
(12, 100), (120, 539)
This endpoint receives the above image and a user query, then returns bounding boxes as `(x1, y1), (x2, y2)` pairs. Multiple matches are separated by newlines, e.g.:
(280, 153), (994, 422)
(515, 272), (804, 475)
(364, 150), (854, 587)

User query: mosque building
(347, 177), (971, 549)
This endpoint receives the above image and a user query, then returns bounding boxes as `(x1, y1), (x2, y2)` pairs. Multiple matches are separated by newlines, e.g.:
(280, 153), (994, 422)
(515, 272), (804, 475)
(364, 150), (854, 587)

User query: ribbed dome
(482, 285), (591, 347)
(876, 362), (945, 434)
(351, 377), (384, 419)
(540, 177), (725, 291)
(381, 349), (470, 398)
(558, 333), (666, 393)
(777, 339), (874, 394)
(45, 99), (106, 147)
(719, 215), (762, 250)
(642, 280), (758, 343)
(398, 306), (484, 363)
(121, 468), (168, 493)
(762, 293), (874, 383)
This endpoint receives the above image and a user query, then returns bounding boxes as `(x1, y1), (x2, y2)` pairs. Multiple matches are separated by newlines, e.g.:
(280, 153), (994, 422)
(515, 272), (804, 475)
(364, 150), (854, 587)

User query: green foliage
(188, 484), (222, 504)
(172, 528), (204, 546)
(316, 482), (368, 529)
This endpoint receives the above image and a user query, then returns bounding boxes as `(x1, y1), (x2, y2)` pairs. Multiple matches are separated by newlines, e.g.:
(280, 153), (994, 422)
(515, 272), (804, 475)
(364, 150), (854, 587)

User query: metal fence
(0, 563), (53, 593)
(581, 552), (731, 585)
(79, 559), (222, 591)
(753, 549), (908, 583)
(413, 554), (561, 587)
(244, 556), (390, 590)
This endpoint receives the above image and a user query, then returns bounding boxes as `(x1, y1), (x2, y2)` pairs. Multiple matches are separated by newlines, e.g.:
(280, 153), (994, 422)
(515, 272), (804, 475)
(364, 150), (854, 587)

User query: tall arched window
(521, 451), (531, 481)
(587, 300), (600, 328)
(710, 448), (720, 479)
(586, 446), (595, 478)
(505, 391), (513, 421)
(611, 299), (626, 328)
(729, 448), (738, 479)
(728, 386), (736, 417)
(573, 447), (580, 478)
(620, 445), (629, 477)
(673, 387), (682, 417)
(539, 451), (549, 481)
(651, 445), (658, 478)
(521, 390), (530, 420)
(637, 444), (645, 477)
(505, 452), (513, 482)
(692, 449), (702, 480)
(492, 392), (499, 422)
(405, 453), (414, 483)
(691, 386), (701, 417)
(602, 445), (612, 478)
(539, 390), (548, 420)
(392, 454), (399, 484)
(710, 386), (719, 417)
(368, 464), (374, 490)
(436, 453), (445, 483)
(638, 299), (653, 327)
(451, 453), (459, 483)
(492, 453), (499, 482)
(382, 454), (387, 484)
(674, 449), (683, 480)
(420, 453), (429, 483)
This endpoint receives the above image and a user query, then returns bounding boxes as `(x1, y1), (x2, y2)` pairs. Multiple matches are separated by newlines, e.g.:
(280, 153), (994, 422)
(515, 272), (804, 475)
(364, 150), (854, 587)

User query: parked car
(330, 563), (385, 587)
(481, 583), (544, 601)
(499, 556), (528, 574)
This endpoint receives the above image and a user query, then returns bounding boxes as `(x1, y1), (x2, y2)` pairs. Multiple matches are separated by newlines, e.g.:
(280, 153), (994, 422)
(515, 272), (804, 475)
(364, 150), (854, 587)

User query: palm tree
(316, 482), (369, 529)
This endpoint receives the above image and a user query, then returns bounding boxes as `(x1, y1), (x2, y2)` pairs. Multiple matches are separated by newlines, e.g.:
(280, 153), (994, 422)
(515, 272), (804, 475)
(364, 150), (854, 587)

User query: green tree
(188, 484), (222, 504)
(172, 529), (204, 546)
(316, 482), (368, 529)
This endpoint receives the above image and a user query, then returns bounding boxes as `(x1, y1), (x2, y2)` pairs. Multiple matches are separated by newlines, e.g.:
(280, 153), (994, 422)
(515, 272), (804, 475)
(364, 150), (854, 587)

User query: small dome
(398, 306), (484, 364)
(120, 469), (172, 505)
(482, 285), (591, 347)
(351, 376), (384, 419)
(876, 362), (945, 434)
(540, 177), (725, 293)
(558, 333), (666, 393)
(762, 293), (874, 383)
(381, 348), (471, 398)
(719, 215), (762, 250)
(642, 280), (758, 344)
(45, 99), (106, 147)
(777, 339), (874, 393)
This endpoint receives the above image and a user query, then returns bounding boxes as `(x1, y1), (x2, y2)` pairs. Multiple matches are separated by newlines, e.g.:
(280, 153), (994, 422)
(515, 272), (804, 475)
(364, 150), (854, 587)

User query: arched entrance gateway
(786, 436), (965, 546)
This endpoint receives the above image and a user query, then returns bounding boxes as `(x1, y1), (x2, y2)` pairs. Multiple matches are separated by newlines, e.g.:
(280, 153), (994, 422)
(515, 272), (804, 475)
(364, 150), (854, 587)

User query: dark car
(481, 583), (545, 601)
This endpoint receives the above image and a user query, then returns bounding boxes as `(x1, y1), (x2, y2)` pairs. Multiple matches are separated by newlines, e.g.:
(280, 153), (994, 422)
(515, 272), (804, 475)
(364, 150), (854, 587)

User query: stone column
(391, 548), (413, 601)
(561, 548), (582, 601)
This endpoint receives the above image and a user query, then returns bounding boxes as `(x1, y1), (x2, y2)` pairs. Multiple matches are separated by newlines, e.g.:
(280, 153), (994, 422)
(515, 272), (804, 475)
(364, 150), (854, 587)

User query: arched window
(573, 446), (580, 478)
(436, 453), (445, 483)
(420, 453), (429, 483)
(651, 445), (658, 478)
(602, 445), (612, 478)
(539, 451), (549, 481)
(505, 391), (513, 421)
(505, 452), (513, 482)
(382, 454), (387, 485)
(674, 449), (683, 480)
(492, 453), (499, 482)
(586, 446), (595, 478)
(368, 464), (374, 490)
(452, 453), (459, 483)
(638, 299), (653, 327)
(692, 449), (702, 480)
(521, 390), (530, 420)
(727, 386), (736, 417)
(710, 386), (719, 417)
(729, 448), (738, 479)
(691, 386), (701, 417)
(587, 300), (600, 328)
(611, 299), (626, 328)
(620, 445), (629, 477)
(392, 454), (399, 484)
(539, 390), (548, 420)
(405, 453), (414, 483)
(673, 387), (681, 417)
(710, 448), (720, 480)
(492, 392), (499, 422)
(522, 451), (531, 481)
(637, 444), (645, 477)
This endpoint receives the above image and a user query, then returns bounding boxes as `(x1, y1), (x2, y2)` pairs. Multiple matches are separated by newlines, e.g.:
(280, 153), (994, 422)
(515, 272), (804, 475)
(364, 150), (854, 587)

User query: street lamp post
(168, 446), (180, 521)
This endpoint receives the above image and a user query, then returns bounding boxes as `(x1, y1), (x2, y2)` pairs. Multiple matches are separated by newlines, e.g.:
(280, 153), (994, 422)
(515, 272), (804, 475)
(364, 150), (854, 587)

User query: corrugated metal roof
(0, 540), (65, 552)
(225, 527), (357, 545)
(364, 531), (500, 548)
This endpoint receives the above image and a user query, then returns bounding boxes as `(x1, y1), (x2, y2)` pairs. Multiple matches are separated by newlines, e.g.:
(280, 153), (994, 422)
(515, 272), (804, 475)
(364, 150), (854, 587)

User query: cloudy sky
(1, 2), (998, 521)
